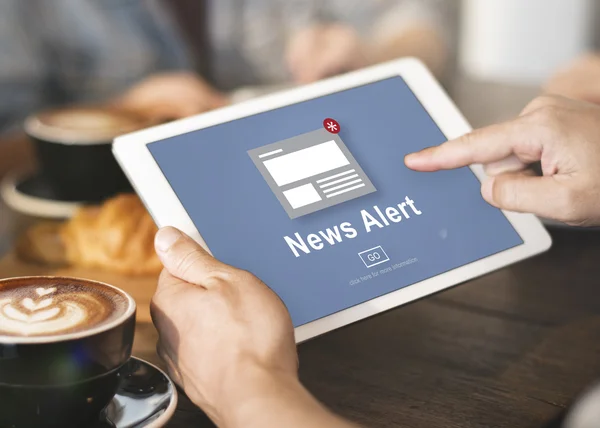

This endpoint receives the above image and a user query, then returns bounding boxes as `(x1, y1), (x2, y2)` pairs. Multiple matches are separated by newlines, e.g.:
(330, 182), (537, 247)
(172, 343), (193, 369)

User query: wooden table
(2, 77), (598, 427)
(2, 228), (599, 427)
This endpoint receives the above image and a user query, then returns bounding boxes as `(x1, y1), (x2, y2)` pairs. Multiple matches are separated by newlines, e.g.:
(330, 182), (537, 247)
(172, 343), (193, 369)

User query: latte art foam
(0, 281), (129, 338)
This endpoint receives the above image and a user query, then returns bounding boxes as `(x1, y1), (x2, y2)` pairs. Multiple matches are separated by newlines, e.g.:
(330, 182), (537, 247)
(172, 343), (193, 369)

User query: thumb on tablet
(154, 226), (230, 288)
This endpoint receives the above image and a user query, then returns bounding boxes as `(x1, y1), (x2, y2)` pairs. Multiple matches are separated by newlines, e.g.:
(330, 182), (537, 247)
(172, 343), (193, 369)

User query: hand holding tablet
(114, 59), (551, 342)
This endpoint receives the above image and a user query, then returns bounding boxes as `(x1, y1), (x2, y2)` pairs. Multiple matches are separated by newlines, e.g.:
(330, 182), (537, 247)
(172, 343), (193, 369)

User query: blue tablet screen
(148, 77), (523, 327)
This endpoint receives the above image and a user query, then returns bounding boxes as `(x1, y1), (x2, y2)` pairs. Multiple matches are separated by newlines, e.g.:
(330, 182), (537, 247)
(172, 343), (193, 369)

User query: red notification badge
(323, 118), (341, 134)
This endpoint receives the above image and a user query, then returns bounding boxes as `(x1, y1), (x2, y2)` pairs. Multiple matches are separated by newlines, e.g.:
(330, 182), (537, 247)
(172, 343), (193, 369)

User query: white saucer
(99, 357), (178, 428)
(0, 171), (82, 219)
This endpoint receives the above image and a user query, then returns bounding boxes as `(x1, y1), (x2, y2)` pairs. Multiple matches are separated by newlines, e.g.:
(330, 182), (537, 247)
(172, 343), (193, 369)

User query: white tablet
(114, 58), (551, 343)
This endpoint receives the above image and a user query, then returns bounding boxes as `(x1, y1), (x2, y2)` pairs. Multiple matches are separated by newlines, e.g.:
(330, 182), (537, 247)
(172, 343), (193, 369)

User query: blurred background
(2, 1), (600, 426)
(4, 0), (600, 291)
(3, 0), (600, 283)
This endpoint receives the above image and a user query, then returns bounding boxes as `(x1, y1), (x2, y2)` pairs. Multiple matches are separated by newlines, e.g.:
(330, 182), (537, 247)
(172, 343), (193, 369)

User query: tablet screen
(148, 76), (523, 327)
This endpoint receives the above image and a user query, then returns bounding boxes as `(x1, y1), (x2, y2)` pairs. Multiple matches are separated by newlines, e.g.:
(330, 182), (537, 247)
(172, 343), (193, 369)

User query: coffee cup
(24, 107), (149, 203)
(0, 276), (136, 428)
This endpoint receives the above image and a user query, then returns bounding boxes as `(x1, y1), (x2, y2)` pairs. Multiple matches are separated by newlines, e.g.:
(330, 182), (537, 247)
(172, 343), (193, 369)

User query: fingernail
(481, 177), (495, 203)
(155, 227), (182, 253)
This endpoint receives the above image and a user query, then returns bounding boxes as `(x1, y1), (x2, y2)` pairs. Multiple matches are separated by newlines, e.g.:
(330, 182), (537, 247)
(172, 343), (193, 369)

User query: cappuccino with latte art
(0, 281), (128, 338)
(0, 276), (136, 428)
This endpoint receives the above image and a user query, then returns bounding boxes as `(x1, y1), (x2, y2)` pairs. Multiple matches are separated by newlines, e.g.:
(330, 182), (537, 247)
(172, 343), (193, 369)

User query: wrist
(216, 363), (353, 428)
(215, 363), (302, 427)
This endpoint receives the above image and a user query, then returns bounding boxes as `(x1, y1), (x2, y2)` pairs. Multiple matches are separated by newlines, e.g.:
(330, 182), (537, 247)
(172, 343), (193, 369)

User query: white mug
(460, 0), (594, 85)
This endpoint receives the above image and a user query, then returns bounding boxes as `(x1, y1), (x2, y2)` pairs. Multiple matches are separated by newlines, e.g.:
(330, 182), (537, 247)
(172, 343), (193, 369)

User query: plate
(0, 171), (82, 219)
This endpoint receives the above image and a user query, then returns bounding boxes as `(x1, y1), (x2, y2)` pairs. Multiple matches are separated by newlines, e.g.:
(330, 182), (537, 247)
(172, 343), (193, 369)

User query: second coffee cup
(24, 107), (148, 203)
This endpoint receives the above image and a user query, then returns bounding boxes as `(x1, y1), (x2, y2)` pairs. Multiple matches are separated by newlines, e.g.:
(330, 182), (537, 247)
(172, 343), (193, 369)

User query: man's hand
(545, 53), (600, 104)
(152, 227), (355, 428)
(115, 72), (228, 123)
(286, 24), (367, 84)
(405, 95), (600, 227)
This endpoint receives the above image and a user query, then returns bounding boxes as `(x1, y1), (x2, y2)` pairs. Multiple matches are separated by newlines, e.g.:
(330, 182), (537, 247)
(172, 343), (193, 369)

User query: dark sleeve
(137, 0), (193, 71)
(321, 0), (445, 38)
(0, 1), (47, 135)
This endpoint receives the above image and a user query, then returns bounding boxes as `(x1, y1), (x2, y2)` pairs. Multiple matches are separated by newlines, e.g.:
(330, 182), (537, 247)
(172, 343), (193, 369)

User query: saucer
(0, 171), (82, 219)
(96, 357), (178, 428)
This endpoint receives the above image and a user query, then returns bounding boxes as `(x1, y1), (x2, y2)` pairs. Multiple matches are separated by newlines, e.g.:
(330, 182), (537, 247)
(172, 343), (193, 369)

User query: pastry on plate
(15, 221), (67, 266)
(61, 194), (162, 276)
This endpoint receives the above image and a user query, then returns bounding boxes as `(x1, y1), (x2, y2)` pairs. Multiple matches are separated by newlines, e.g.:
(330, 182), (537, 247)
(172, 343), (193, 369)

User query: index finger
(404, 117), (542, 172)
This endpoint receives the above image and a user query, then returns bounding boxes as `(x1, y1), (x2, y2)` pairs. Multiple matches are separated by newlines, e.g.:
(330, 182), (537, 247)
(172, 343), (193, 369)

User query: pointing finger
(405, 117), (544, 172)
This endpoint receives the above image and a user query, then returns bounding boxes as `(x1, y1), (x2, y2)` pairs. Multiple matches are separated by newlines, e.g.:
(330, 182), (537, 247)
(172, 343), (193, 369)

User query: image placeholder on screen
(248, 128), (377, 219)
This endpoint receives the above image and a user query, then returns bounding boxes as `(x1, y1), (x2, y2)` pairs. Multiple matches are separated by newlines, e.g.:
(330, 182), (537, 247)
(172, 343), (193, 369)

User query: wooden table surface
(1, 78), (597, 427)
(1, 228), (598, 427)
(164, 228), (600, 428)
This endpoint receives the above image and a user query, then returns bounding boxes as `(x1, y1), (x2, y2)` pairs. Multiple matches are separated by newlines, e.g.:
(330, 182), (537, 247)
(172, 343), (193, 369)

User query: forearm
(0, 134), (35, 178)
(217, 367), (358, 428)
(368, 26), (447, 77)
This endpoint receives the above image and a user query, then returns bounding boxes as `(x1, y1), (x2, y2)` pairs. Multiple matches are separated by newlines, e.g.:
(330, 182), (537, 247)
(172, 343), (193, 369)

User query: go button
(358, 246), (390, 268)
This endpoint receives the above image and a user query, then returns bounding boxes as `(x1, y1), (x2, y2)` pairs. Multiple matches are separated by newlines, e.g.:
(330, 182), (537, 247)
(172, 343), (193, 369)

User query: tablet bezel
(113, 58), (552, 343)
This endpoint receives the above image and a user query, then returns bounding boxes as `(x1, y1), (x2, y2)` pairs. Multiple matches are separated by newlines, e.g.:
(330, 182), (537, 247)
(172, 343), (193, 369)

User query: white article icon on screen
(248, 128), (377, 219)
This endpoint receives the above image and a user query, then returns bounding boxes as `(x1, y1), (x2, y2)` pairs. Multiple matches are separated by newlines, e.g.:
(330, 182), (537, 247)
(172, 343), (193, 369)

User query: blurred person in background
(0, 0), (447, 177)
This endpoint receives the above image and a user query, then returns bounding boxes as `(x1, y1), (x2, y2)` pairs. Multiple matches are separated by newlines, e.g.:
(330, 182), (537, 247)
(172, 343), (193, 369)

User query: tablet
(114, 59), (552, 343)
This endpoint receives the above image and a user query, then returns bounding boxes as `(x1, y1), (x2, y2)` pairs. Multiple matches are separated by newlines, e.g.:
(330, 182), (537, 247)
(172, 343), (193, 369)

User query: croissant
(60, 194), (162, 276)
